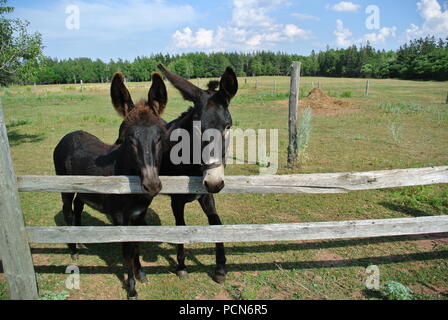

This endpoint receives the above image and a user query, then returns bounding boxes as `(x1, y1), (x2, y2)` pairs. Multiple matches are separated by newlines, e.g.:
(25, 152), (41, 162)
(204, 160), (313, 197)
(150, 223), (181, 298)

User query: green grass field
(1, 76), (448, 300)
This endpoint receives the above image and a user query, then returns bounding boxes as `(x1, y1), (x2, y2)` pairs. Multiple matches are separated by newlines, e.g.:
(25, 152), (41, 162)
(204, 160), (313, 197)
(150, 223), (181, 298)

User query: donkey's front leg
(122, 242), (138, 300)
(171, 197), (189, 279)
(198, 194), (227, 283)
(114, 212), (139, 299)
(131, 211), (149, 284)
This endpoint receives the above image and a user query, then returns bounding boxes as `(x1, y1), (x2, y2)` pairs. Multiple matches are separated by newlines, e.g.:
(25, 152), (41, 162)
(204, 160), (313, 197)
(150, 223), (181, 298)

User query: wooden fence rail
(17, 166), (448, 195)
(26, 216), (448, 245)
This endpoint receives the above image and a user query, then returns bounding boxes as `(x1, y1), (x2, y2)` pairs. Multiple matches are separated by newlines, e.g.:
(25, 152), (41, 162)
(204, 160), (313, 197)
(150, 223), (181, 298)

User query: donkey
(53, 72), (172, 299)
(117, 65), (238, 283)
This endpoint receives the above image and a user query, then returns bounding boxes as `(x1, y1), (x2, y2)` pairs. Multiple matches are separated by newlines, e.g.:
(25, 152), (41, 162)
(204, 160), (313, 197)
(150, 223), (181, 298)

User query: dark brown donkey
(53, 72), (172, 299)
(117, 65), (238, 283)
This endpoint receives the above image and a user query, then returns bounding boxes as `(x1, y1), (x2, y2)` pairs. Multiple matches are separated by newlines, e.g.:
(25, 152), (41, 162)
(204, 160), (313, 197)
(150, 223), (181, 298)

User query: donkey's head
(111, 72), (168, 197)
(158, 64), (238, 193)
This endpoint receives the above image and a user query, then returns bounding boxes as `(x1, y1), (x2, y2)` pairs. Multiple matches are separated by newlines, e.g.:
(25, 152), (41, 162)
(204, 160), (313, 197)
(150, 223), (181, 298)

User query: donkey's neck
(169, 107), (196, 132)
(113, 144), (139, 176)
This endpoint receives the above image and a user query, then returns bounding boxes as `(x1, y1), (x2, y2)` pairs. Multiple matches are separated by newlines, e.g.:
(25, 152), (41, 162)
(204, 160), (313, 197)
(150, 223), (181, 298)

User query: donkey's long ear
(111, 72), (135, 117)
(219, 67), (238, 103)
(148, 73), (168, 116)
(158, 64), (202, 102)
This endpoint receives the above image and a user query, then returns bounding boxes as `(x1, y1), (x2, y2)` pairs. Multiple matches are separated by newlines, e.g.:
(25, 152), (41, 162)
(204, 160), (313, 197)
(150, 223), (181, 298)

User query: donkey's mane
(125, 100), (162, 126)
(207, 81), (219, 92)
(168, 106), (194, 126)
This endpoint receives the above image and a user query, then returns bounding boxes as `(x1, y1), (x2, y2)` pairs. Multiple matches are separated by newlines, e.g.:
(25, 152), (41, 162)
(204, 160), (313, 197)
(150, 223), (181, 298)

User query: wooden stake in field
(446, 91), (448, 104)
(80, 80), (84, 92)
(256, 78), (259, 90)
(0, 102), (39, 300)
(288, 61), (301, 167)
(365, 80), (370, 96)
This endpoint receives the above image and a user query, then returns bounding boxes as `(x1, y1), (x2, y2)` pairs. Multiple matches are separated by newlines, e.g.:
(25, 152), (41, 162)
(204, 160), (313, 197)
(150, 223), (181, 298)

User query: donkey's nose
(204, 180), (225, 194)
(141, 180), (162, 197)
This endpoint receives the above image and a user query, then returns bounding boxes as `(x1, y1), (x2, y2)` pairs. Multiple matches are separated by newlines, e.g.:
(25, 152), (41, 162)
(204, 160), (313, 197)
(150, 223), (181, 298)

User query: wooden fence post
(0, 102), (38, 300)
(256, 78), (259, 90)
(365, 80), (370, 96)
(446, 91), (448, 104)
(80, 80), (84, 92)
(288, 61), (301, 167)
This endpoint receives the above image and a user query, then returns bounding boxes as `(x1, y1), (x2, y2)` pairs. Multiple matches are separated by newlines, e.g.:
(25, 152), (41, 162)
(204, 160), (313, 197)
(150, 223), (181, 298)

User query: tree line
(34, 37), (448, 85)
(1, 1), (447, 85)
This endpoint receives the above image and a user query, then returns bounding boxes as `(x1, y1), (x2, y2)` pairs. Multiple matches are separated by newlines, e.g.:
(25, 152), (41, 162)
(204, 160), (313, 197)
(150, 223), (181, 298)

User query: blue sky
(8, 0), (448, 60)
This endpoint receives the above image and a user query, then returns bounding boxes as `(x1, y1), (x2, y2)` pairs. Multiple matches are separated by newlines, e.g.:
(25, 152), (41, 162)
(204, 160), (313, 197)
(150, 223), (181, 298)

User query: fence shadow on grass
(31, 208), (448, 280)
(7, 129), (45, 147)
(48, 208), (206, 285)
(31, 249), (448, 278)
(380, 202), (434, 217)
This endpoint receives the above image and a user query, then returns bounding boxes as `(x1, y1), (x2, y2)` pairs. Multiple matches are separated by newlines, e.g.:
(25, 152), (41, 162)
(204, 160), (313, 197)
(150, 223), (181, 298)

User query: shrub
(6, 119), (32, 129)
(296, 106), (312, 165)
(388, 122), (404, 144)
(381, 281), (413, 300)
(38, 290), (69, 300)
(341, 91), (352, 98)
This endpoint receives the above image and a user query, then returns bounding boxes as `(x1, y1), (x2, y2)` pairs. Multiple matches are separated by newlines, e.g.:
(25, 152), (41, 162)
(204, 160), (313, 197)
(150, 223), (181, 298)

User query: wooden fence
(2, 167), (448, 299)
(2, 77), (448, 299)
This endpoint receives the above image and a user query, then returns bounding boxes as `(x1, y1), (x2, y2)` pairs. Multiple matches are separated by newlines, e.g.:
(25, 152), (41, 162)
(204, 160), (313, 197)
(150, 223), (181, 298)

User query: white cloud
(172, 28), (214, 49)
(327, 1), (361, 12)
(334, 19), (352, 47)
(172, 0), (312, 51)
(246, 34), (263, 46)
(362, 27), (397, 44)
(406, 0), (448, 39)
(232, 0), (286, 28)
(291, 13), (321, 21)
(284, 24), (312, 40)
(334, 19), (397, 47)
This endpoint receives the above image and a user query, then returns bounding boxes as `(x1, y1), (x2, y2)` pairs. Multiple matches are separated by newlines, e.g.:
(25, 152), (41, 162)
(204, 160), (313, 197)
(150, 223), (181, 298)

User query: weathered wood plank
(17, 166), (448, 194)
(0, 102), (39, 300)
(26, 216), (448, 244)
(288, 61), (301, 167)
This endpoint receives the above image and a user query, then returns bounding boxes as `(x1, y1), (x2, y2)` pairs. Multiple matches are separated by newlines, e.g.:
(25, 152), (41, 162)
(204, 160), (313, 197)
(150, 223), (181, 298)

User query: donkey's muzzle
(204, 179), (225, 193)
(141, 166), (162, 197)
(203, 163), (225, 194)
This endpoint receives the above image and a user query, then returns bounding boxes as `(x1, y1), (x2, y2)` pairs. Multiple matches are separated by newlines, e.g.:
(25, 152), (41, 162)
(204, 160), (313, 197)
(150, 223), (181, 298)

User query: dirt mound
(300, 88), (354, 110)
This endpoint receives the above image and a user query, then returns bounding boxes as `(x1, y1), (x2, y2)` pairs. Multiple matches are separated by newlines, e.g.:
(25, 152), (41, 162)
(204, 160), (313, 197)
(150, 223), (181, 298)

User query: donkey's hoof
(128, 295), (138, 300)
(71, 253), (79, 261)
(136, 274), (149, 284)
(213, 273), (226, 284)
(177, 270), (189, 280)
